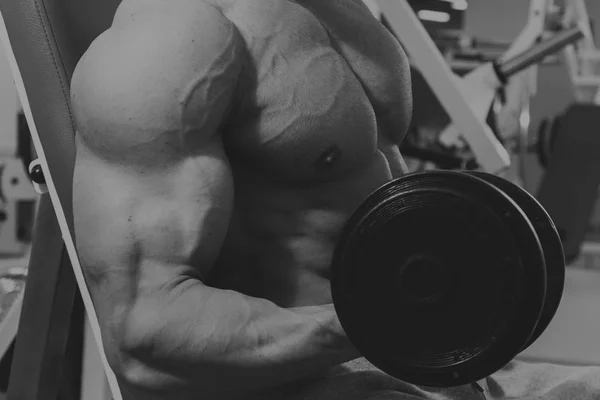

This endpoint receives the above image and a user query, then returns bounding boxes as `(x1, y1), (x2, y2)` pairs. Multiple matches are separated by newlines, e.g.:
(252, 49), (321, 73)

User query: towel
(260, 358), (600, 400)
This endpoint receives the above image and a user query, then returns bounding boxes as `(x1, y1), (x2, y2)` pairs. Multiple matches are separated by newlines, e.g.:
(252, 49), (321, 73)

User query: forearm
(121, 279), (359, 396)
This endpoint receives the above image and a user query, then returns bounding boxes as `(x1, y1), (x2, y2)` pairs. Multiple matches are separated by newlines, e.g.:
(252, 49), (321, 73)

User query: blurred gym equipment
(530, 1), (600, 264)
(0, 0), (122, 399)
(536, 104), (600, 263)
(379, 0), (587, 174)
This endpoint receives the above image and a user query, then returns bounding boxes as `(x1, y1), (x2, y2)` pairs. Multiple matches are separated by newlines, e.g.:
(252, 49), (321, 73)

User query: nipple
(316, 145), (342, 170)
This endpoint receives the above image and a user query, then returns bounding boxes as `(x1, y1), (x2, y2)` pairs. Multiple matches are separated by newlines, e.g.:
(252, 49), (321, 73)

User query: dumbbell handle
(496, 25), (584, 80)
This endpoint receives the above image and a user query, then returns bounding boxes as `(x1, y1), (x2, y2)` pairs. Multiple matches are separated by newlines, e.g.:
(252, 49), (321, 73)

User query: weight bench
(0, 0), (123, 398)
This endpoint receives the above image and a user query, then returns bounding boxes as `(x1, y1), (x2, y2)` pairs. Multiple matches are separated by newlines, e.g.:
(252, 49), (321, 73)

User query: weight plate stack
(536, 116), (561, 168)
(467, 172), (565, 350)
(331, 171), (554, 388)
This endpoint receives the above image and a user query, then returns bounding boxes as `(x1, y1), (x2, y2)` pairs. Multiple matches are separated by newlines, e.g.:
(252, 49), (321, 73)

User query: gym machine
(522, 0), (600, 167)
(0, 110), (36, 256)
(378, 0), (587, 175)
(562, 0), (600, 104)
(529, 0), (600, 263)
(0, 56), (38, 390)
(0, 0), (122, 398)
(380, 0), (600, 263)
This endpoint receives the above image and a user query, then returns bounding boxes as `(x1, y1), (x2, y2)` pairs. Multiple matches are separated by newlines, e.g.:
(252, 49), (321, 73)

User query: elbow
(103, 310), (165, 390)
(106, 333), (172, 393)
(107, 351), (151, 390)
(108, 331), (205, 394)
(103, 331), (151, 390)
(116, 360), (168, 393)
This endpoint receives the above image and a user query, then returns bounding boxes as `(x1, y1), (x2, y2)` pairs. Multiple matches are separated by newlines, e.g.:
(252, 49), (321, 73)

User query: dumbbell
(330, 170), (565, 388)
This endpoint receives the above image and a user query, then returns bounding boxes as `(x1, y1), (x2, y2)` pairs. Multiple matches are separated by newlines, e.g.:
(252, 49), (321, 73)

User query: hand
(291, 304), (361, 360)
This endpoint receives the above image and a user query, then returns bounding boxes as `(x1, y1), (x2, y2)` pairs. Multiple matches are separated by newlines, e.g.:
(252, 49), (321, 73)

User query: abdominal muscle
(208, 146), (404, 308)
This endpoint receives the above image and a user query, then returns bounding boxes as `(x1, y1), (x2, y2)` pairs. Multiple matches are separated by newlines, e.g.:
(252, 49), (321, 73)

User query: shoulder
(71, 0), (247, 157)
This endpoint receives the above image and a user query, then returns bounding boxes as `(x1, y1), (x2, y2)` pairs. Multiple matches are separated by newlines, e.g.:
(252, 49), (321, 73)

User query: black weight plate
(536, 118), (552, 168)
(537, 117), (561, 168)
(467, 172), (565, 350)
(331, 171), (546, 388)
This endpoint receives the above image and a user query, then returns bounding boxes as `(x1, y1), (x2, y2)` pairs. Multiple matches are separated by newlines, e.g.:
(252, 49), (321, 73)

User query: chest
(221, 0), (411, 181)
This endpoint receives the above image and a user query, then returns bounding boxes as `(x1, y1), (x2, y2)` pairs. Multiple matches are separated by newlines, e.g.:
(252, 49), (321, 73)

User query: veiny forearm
(120, 278), (358, 397)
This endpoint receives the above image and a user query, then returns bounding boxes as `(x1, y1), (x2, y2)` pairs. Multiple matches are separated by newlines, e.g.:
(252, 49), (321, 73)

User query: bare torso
(71, 4), (600, 399)
(202, 0), (413, 307)
(72, 1), (412, 397)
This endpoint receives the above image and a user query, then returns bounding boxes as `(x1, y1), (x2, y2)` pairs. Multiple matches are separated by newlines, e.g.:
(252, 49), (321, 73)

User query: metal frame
(438, 0), (551, 149)
(560, 0), (600, 103)
(0, 0), (43, 379)
(4, 194), (81, 399)
(81, 317), (114, 400)
(0, 7), (123, 400)
(378, 0), (590, 173)
(0, 19), (37, 258)
(0, 24), (37, 257)
(377, 0), (511, 173)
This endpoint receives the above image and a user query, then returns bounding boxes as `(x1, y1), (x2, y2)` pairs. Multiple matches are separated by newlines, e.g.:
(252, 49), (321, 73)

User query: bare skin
(72, 0), (408, 398)
(70, 1), (600, 400)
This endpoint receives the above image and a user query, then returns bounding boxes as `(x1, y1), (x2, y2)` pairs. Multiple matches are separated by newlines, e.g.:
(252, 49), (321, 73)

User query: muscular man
(70, 0), (600, 399)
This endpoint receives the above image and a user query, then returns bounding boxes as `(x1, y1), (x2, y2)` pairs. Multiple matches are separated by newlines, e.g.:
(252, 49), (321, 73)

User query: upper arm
(71, 2), (244, 356)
